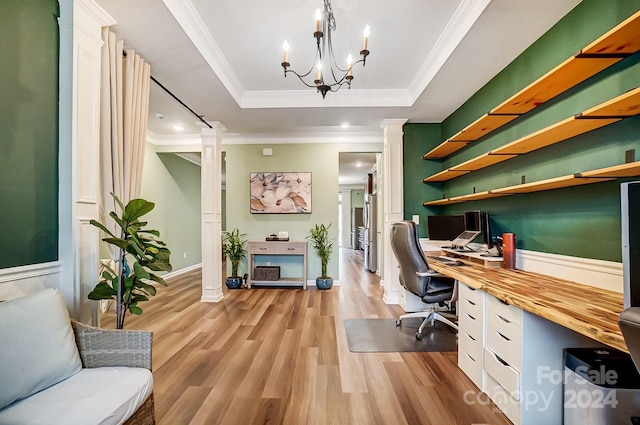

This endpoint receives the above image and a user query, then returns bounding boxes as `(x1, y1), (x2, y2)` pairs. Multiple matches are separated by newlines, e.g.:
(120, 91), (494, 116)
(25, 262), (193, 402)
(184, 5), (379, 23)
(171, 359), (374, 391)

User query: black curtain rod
(121, 51), (211, 129)
(149, 75), (212, 129)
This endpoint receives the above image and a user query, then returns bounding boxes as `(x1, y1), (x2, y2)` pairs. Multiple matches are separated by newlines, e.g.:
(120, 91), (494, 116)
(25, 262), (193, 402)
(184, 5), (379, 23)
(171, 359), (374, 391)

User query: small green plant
(89, 194), (172, 329)
(223, 228), (248, 277)
(307, 223), (333, 278)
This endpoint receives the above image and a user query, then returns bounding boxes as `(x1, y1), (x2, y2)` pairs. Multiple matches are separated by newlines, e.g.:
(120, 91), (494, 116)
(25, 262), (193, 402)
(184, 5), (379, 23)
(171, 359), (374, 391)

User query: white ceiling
(94, 0), (582, 183)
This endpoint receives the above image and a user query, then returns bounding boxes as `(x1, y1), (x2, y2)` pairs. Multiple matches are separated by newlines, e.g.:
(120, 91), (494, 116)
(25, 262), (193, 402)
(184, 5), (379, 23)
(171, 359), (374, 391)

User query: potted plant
(307, 223), (334, 289)
(88, 194), (172, 329)
(223, 228), (248, 289)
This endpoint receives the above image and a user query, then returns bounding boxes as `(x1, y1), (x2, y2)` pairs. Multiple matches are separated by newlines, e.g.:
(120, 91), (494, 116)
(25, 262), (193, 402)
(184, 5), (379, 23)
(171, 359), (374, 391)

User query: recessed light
(341, 122), (349, 128)
(355, 162), (362, 167)
(173, 124), (185, 131)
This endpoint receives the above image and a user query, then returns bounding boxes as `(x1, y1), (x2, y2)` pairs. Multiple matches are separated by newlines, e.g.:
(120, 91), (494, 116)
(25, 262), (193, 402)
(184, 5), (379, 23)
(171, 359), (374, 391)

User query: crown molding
(240, 88), (412, 109)
(147, 128), (384, 148)
(407, 0), (491, 103)
(163, 0), (490, 110)
(162, 0), (245, 103)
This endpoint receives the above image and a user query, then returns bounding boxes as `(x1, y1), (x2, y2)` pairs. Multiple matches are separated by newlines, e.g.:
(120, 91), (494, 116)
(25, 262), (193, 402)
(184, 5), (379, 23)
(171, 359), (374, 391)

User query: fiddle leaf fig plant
(89, 194), (172, 329)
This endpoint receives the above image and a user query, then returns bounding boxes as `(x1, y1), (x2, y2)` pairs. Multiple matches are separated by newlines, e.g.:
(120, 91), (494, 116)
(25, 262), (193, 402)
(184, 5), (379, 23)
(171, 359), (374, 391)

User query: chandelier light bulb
(316, 62), (323, 83)
(315, 9), (322, 32)
(347, 54), (353, 77)
(362, 25), (370, 51)
(283, 40), (289, 64)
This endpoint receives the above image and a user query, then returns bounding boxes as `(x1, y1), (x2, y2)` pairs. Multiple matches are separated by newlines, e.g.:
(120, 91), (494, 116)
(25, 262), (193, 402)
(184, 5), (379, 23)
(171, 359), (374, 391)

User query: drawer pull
(287, 247), (295, 251)
(466, 332), (476, 341)
(466, 312), (476, 320)
(259, 247), (268, 251)
(497, 314), (511, 324)
(465, 352), (476, 362)
(466, 299), (476, 306)
(496, 330), (510, 341)
(494, 352), (509, 366)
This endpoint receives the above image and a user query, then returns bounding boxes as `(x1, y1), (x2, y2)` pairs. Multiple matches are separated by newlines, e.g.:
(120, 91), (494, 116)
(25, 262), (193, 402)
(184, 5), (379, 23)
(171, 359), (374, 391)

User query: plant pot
(316, 277), (333, 290)
(225, 277), (243, 289)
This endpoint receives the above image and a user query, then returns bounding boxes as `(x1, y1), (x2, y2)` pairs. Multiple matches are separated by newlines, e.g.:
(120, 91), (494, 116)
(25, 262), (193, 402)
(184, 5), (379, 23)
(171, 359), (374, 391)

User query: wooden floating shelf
(491, 116), (621, 155)
(422, 10), (640, 160)
(423, 191), (509, 206)
(423, 169), (470, 183)
(423, 86), (640, 182)
(423, 161), (640, 206)
(491, 175), (612, 195)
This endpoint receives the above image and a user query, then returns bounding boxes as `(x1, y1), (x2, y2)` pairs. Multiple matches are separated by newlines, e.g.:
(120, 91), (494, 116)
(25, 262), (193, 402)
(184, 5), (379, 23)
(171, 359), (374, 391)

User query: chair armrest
(71, 320), (153, 370)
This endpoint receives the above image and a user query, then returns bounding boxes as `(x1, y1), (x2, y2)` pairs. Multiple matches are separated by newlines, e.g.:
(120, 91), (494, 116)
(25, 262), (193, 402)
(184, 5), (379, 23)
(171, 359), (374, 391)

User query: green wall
(0, 0), (59, 268)
(405, 0), (640, 261)
(140, 145), (202, 271)
(403, 124), (442, 238)
(224, 143), (345, 280)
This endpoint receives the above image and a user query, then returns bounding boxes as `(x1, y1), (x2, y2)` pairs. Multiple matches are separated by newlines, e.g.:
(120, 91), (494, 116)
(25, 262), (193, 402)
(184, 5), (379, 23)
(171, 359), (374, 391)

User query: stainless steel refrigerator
(363, 194), (377, 272)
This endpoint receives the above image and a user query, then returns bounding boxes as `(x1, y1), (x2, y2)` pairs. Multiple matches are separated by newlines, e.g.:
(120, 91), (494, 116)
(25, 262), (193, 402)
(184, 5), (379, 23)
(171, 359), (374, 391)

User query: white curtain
(99, 28), (151, 239)
(98, 29), (151, 314)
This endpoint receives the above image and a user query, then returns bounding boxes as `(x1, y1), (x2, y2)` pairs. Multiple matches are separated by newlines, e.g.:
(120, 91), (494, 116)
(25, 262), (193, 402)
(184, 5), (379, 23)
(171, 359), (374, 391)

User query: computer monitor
(622, 181), (640, 308)
(427, 215), (465, 241)
(480, 211), (493, 249)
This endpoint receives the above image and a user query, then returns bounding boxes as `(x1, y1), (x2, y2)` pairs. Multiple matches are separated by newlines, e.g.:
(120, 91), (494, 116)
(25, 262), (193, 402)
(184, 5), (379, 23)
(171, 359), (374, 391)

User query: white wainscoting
(419, 238), (623, 293)
(518, 249), (622, 293)
(0, 262), (62, 301)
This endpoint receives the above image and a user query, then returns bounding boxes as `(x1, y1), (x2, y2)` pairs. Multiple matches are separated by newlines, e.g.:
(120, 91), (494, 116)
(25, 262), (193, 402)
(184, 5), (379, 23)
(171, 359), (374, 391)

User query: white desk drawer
(460, 282), (484, 305)
(484, 347), (520, 401)
(487, 294), (521, 326)
(487, 306), (521, 346)
(459, 349), (483, 389)
(486, 324), (521, 371)
(485, 373), (521, 425)
(460, 296), (483, 320)
(459, 310), (483, 338)
(459, 328), (483, 358)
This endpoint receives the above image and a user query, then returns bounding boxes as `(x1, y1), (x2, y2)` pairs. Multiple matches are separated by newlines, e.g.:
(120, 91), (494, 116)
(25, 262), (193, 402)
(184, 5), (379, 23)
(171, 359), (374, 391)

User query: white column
(379, 119), (407, 305)
(58, 0), (115, 324)
(201, 122), (225, 302)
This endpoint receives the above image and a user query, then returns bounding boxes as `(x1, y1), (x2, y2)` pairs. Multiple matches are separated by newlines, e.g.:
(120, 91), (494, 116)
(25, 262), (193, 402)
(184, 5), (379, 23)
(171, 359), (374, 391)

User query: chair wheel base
(396, 319), (401, 327)
(415, 332), (423, 340)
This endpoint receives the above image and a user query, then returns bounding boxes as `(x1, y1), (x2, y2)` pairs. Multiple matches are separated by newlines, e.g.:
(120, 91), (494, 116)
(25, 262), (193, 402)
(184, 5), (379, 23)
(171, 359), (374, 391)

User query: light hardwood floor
(102, 249), (511, 425)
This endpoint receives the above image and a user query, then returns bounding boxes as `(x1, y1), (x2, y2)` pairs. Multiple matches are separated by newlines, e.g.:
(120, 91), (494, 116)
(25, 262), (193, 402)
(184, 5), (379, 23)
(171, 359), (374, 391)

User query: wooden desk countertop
(429, 260), (627, 352)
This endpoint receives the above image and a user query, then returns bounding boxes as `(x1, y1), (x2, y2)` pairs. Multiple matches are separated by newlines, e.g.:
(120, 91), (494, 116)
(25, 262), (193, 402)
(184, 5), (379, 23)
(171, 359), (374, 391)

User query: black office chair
(618, 307), (640, 372)
(390, 221), (458, 340)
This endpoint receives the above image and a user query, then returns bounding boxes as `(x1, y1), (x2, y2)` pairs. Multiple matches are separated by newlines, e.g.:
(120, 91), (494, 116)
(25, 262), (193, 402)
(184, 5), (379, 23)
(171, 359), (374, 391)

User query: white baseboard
(518, 250), (623, 293)
(163, 263), (202, 280)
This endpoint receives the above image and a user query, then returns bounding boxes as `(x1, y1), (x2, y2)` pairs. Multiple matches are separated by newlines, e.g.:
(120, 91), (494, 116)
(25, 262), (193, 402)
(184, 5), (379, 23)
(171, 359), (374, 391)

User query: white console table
(247, 241), (308, 289)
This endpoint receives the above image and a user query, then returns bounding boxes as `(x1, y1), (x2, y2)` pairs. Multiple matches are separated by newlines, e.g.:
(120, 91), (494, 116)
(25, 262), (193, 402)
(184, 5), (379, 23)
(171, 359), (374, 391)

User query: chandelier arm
(326, 29), (348, 74)
(284, 69), (322, 88)
(281, 0), (368, 98)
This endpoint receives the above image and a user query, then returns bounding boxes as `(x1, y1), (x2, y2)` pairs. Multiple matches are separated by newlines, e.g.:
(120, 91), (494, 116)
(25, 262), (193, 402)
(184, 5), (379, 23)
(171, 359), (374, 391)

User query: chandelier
(281, 0), (370, 99)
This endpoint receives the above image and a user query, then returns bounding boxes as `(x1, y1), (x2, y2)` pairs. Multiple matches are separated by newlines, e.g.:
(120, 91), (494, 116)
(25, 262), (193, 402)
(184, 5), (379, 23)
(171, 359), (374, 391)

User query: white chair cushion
(0, 288), (82, 409)
(0, 367), (153, 425)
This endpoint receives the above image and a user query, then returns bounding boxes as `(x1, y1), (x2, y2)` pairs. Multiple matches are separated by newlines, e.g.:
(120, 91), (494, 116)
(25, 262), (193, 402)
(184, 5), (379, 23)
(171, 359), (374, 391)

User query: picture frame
(250, 172), (312, 214)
